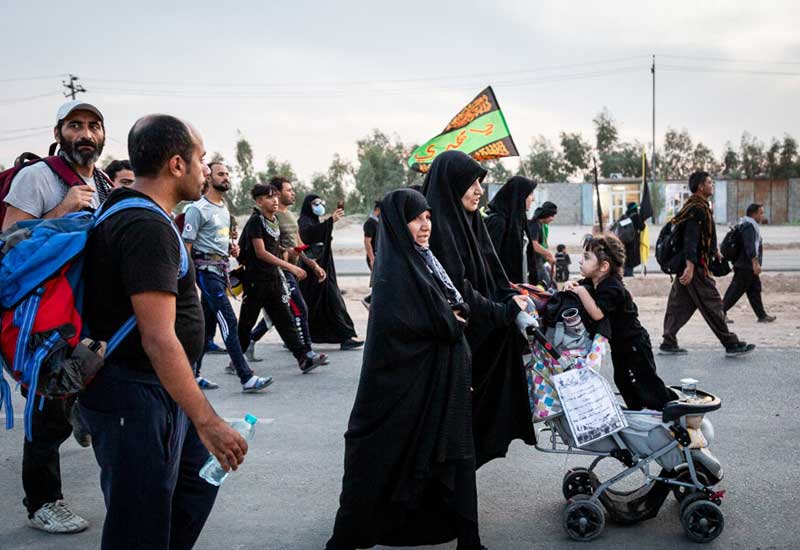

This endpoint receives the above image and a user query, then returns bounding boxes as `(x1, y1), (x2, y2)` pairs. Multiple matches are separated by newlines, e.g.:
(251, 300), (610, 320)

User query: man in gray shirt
(182, 162), (271, 393)
(1, 100), (114, 535)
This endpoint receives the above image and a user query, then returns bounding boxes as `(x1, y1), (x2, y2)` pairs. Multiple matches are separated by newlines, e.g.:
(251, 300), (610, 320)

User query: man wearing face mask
(182, 162), (272, 393)
(2, 100), (115, 534)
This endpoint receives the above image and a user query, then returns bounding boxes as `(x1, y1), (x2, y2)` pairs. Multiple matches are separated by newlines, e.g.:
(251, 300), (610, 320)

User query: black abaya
(327, 189), (478, 549)
(484, 176), (537, 284)
(297, 194), (358, 343)
(423, 151), (535, 468)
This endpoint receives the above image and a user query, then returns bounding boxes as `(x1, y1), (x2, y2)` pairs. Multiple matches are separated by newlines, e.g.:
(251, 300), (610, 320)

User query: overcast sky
(1, 0), (798, 181)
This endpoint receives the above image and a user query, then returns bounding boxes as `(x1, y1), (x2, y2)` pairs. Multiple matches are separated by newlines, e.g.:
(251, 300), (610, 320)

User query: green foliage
(484, 159), (512, 182)
(353, 129), (420, 211)
(777, 135), (799, 178)
(309, 154), (353, 208)
(560, 131), (591, 179)
(521, 135), (567, 182)
(661, 128), (694, 180)
(692, 142), (719, 174)
(593, 107), (618, 154)
(722, 142), (740, 177)
(599, 142), (643, 178)
(740, 131), (767, 179)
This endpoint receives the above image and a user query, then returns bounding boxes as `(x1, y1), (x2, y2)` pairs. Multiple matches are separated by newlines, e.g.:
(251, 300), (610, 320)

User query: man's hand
(753, 258), (762, 276)
(229, 243), (240, 258)
(290, 265), (308, 280)
(61, 184), (96, 212)
(544, 250), (556, 265)
(195, 416), (248, 472)
(313, 264), (327, 282)
(331, 208), (345, 223)
(679, 261), (695, 286)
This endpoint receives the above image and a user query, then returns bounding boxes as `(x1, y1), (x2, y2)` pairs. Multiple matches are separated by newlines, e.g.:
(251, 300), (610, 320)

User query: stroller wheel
(562, 468), (597, 500)
(563, 495), (605, 542)
(673, 468), (711, 503)
(681, 500), (724, 543)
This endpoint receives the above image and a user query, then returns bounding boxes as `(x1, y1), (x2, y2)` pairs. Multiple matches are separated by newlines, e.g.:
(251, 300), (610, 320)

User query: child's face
(579, 250), (601, 278)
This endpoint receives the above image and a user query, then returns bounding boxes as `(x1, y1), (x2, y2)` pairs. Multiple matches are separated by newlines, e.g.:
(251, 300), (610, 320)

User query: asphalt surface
(1, 343), (798, 549)
(334, 249), (800, 276)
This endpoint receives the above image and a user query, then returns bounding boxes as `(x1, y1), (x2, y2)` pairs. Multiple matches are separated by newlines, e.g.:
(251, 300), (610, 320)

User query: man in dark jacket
(723, 203), (776, 323)
(659, 171), (755, 356)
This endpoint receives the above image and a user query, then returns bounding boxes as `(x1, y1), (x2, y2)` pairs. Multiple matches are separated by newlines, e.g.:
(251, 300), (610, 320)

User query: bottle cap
(244, 413), (258, 425)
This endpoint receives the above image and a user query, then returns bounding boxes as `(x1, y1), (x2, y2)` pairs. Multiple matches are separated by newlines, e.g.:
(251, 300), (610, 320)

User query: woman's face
(460, 179), (483, 213)
(525, 192), (534, 212)
(407, 210), (432, 247)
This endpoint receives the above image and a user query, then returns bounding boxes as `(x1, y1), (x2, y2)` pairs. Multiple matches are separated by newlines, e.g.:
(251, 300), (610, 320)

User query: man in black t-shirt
(237, 184), (323, 373)
(80, 115), (247, 550)
(361, 200), (381, 308)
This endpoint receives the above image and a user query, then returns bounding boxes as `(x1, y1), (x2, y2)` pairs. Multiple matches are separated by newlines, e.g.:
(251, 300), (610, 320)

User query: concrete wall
(790, 179), (800, 223)
(537, 182), (583, 225)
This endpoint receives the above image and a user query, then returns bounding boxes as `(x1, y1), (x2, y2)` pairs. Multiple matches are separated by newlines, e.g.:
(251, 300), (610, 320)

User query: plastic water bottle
(199, 413), (258, 486)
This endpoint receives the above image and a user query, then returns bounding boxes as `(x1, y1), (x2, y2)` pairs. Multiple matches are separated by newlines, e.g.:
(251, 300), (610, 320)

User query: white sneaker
(29, 501), (89, 534)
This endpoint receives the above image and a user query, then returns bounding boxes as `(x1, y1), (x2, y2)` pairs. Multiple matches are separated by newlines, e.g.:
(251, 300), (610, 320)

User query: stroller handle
(526, 326), (562, 360)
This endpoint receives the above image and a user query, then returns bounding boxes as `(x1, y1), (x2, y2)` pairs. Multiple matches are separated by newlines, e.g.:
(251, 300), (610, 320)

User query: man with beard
(2, 100), (113, 230)
(182, 162), (272, 392)
(2, 100), (114, 534)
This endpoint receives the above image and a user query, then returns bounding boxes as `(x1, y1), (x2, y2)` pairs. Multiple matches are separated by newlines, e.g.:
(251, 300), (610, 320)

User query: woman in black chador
(423, 150), (534, 468)
(483, 175), (537, 284)
(326, 189), (486, 550)
(297, 194), (362, 349)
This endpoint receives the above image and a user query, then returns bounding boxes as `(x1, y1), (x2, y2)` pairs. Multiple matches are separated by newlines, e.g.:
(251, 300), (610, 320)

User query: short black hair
(746, 203), (763, 217)
(688, 171), (710, 193)
(208, 161), (226, 172)
(251, 183), (278, 199)
(269, 176), (291, 192)
(557, 243), (566, 252)
(105, 159), (132, 181)
(128, 115), (196, 178)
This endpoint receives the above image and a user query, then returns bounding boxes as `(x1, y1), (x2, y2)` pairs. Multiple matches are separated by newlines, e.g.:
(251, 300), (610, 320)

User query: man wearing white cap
(2, 99), (113, 231)
(2, 100), (114, 535)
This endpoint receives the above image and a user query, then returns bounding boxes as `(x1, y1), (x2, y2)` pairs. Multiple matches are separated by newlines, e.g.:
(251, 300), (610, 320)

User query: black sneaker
(726, 342), (756, 356)
(340, 339), (364, 351)
(300, 354), (327, 374)
(725, 315), (734, 324)
(658, 344), (688, 355)
(758, 315), (777, 323)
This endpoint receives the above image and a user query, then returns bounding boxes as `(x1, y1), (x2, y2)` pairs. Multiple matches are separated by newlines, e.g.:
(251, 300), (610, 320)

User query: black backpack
(655, 223), (685, 275)
(612, 215), (636, 244)
(720, 225), (742, 262)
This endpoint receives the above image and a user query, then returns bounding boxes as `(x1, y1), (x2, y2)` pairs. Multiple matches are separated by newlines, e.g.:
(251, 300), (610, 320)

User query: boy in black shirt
(237, 184), (325, 373)
(554, 243), (570, 283)
(80, 115), (247, 549)
(564, 233), (674, 410)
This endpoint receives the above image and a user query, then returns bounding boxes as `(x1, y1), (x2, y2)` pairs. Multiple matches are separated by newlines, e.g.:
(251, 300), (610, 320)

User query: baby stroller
(522, 311), (725, 543)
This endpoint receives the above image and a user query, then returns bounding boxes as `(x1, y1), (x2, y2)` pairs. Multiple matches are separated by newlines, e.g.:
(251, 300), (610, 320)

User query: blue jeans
(80, 366), (219, 550)
(196, 270), (253, 384)
(250, 270), (312, 352)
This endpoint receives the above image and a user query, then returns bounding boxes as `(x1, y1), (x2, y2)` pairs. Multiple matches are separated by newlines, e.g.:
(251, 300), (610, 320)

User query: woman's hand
(331, 208), (345, 223)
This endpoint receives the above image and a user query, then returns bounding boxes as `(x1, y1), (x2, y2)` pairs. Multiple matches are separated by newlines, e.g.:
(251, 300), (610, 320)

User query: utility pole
(651, 55), (656, 184)
(62, 74), (86, 100)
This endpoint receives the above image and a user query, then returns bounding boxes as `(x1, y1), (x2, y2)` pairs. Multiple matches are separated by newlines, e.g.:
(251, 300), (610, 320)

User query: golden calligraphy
(443, 94), (493, 133)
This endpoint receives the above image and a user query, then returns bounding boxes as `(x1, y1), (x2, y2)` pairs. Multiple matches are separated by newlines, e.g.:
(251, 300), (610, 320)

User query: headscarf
(484, 176), (537, 282)
(422, 150), (506, 297)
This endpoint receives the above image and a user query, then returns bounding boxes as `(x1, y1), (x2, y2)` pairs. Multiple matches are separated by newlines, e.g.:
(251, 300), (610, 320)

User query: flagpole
(651, 55), (656, 185)
(593, 157), (603, 232)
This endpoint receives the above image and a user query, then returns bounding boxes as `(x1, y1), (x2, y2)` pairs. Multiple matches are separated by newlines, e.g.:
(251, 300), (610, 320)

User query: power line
(0, 92), (61, 105)
(658, 53), (800, 65)
(62, 74), (86, 100)
(660, 64), (800, 77)
(0, 125), (51, 135)
(0, 74), (67, 83)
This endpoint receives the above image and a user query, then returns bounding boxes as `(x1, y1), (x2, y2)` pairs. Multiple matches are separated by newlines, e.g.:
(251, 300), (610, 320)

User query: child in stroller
(520, 234), (726, 543)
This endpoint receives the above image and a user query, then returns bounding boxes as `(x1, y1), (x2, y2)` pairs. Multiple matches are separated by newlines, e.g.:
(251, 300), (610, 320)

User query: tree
(661, 128), (694, 180)
(692, 142), (719, 174)
(310, 154), (353, 208)
(354, 129), (413, 211)
(230, 134), (257, 213)
(599, 141), (643, 178)
(740, 132), (766, 179)
(560, 131), (591, 179)
(257, 156), (298, 185)
(766, 138), (781, 178)
(520, 135), (566, 182)
(593, 107), (618, 154)
(778, 135), (799, 178)
(721, 142), (740, 177)
(484, 159), (512, 182)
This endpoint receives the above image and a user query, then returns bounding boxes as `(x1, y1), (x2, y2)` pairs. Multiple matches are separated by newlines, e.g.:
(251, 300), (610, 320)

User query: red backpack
(0, 154), (96, 227)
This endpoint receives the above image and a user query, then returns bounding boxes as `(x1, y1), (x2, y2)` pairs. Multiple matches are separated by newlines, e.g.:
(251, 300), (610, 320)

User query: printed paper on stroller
(552, 368), (627, 447)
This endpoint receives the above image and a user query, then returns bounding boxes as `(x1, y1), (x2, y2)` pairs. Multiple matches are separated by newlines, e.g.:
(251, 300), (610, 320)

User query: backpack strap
(93, 197), (190, 358)
(40, 156), (85, 188)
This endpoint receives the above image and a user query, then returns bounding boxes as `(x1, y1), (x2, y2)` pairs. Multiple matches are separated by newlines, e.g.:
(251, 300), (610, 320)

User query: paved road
(1, 344), (798, 549)
(334, 249), (800, 276)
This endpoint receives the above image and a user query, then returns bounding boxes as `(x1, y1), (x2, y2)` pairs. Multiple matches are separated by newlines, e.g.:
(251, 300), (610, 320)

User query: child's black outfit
(580, 276), (674, 411)
(555, 250), (571, 282)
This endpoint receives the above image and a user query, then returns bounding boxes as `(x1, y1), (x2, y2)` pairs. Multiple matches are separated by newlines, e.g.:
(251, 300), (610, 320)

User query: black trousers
(80, 366), (219, 550)
(662, 270), (740, 349)
(21, 389), (75, 516)
(723, 268), (767, 319)
(238, 277), (305, 363)
(610, 334), (675, 411)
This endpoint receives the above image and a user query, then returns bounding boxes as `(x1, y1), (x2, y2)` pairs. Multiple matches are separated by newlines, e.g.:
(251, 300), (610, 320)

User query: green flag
(408, 86), (519, 173)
